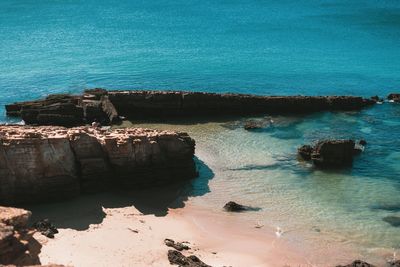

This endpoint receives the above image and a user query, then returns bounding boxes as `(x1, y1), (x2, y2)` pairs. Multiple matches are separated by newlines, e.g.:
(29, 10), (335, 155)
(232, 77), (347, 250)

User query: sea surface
(1, 0), (400, 265)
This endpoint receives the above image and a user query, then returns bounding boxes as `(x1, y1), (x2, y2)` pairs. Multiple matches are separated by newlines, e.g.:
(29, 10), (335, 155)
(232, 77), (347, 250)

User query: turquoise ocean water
(1, 0), (400, 265)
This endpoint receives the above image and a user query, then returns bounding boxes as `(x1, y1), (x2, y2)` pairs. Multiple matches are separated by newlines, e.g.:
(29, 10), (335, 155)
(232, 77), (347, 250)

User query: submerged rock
(336, 260), (375, 267)
(167, 250), (211, 267)
(382, 216), (400, 227)
(223, 201), (247, 212)
(164, 238), (190, 251)
(298, 140), (363, 168)
(0, 126), (197, 204)
(244, 120), (264, 130)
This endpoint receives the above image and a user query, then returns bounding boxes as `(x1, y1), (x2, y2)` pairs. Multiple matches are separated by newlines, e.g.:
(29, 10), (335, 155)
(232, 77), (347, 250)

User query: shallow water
(1, 0), (400, 265)
(128, 103), (400, 265)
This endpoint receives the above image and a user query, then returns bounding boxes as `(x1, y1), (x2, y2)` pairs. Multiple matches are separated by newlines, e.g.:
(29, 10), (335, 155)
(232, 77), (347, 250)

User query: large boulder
(298, 140), (360, 168)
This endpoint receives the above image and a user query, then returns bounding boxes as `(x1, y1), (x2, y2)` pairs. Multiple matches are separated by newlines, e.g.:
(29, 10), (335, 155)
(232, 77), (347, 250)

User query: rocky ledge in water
(298, 140), (365, 168)
(388, 93), (400, 103)
(6, 89), (375, 126)
(0, 126), (196, 204)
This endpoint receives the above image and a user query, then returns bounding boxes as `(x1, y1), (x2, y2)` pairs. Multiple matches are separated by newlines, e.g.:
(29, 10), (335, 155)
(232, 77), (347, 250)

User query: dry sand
(26, 188), (314, 267)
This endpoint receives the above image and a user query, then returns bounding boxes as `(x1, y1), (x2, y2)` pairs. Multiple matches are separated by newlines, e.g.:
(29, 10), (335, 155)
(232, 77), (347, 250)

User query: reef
(0, 126), (196, 204)
(6, 89), (375, 126)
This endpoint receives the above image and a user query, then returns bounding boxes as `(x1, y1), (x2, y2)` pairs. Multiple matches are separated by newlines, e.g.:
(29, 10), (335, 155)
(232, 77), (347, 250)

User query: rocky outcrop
(5, 90), (119, 127)
(336, 260), (375, 267)
(298, 140), (361, 168)
(0, 207), (37, 265)
(6, 89), (375, 126)
(0, 126), (196, 205)
(0, 206), (67, 266)
(388, 93), (400, 102)
(167, 250), (211, 267)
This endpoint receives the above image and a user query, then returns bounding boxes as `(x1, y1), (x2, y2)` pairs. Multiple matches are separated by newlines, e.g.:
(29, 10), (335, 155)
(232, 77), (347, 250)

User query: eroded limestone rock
(0, 126), (196, 204)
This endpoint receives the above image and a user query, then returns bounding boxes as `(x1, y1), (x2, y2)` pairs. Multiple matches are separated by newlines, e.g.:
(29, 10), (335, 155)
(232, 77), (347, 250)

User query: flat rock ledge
(0, 126), (196, 204)
(6, 89), (375, 126)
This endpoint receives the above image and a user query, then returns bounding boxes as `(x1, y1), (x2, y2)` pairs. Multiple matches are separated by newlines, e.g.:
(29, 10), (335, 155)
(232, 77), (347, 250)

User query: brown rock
(167, 250), (211, 267)
(298, 140), (358, 168)
(6, 90), (375, 126)
(0, 126), (196, 204)
(336, 260), (375, 267)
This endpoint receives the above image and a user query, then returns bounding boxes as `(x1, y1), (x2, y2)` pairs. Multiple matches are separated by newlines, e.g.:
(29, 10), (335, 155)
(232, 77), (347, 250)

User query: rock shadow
(24, 157), (214, 231)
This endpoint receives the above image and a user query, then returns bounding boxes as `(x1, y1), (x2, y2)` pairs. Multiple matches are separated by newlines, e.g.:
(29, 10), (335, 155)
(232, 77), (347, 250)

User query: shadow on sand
(24, 157), (214, 231)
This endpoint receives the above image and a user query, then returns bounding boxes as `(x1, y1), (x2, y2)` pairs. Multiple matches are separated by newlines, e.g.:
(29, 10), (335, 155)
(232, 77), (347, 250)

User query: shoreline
(29, 193), (312, 267)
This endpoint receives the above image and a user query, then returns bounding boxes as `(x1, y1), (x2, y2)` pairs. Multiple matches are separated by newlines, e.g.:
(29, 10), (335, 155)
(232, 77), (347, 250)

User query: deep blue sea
(1, 0), (400, 265)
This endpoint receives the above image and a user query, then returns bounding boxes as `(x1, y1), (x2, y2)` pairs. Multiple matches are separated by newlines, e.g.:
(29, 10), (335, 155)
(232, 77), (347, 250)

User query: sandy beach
(26, 188), (314, 267)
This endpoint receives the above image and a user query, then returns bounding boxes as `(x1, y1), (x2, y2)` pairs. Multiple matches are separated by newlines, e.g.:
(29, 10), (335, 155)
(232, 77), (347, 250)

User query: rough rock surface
(336, 260), (375, 267)
(388, 93), (400, 102)
(0, 126), (196, 204)
(6, 90), (119, 127)
(0, 207), (36, 265)
(6, 89), (375, 126)
(164, 239), (190, 251)
(167, 250), (211, 267)
(298, 140), (358, 168)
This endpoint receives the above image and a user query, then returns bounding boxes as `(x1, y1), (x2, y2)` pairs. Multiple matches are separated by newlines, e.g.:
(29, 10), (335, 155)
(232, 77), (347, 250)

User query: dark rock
(223, 201), (246, 212)
(167, 250), (211, 267)
(298, 145), (313, 161)
(33, 219), (58, 238)
(6, 90), (375, 126)
(359, 140), (367, 146)
(382, 216), (400, 227)
(298, 140), (357, 168)
(388, 94), (400, 102)
(244, 120), (264, 130)
(388, 260), (400, 267)
(164, 238), (190, 251)
(336, 260), (375, 267)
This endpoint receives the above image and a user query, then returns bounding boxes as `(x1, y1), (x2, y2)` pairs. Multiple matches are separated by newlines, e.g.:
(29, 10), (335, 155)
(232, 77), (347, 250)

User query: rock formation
(298, 140), (360, 168)
(0, 206), (67, 266)
(0, 206), (37, 265)
(167, 250), (211, 267)
(6, 89), (375, 126)
(0, 126), (196, 204)
(336, 260), (375, 267)
(388, 93), (400, 102)
(223, 201), (247, 212)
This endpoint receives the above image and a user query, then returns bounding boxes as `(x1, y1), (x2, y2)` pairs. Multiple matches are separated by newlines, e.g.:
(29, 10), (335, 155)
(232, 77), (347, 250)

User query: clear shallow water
(1, 0), (400, 265)
(130, 104), (400, 265)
